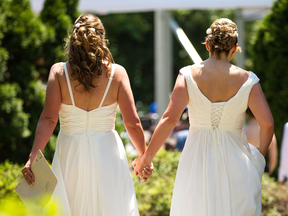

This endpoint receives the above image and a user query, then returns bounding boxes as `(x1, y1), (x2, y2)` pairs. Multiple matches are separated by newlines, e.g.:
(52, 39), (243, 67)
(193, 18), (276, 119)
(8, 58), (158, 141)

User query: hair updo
(65, 14), (114, 93)
(205, 18), (242, 58)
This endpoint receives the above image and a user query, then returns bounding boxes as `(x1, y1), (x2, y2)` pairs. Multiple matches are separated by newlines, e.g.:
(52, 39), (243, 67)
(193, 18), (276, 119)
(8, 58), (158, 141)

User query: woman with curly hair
(133, 18), (274, 215)
(21, 14), (152, 216)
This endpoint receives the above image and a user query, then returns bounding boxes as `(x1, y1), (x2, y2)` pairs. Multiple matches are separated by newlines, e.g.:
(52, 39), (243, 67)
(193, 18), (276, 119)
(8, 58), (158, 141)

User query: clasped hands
(132, 155), (154, 182)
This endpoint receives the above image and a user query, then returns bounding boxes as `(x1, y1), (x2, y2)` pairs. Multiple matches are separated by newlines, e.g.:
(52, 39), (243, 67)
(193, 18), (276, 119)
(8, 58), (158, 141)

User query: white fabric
(99, 65), (115, 108)
(49, 63), (139, 216)
(170, 66), (266, 216)
(278, 122), (288, 183)
(64, 63), (75, 106)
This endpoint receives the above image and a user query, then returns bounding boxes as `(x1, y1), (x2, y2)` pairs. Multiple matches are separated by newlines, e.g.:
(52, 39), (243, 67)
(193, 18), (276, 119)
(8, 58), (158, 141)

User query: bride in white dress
(21, 14), (152, 216)
(133, 18), (274, 216)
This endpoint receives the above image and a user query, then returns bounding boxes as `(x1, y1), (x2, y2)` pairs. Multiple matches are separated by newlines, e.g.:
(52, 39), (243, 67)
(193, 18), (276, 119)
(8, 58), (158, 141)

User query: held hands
(132, 155), (154, 182)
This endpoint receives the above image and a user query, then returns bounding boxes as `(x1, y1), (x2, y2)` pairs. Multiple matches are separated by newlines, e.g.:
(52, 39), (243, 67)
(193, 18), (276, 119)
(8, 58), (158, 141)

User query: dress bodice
(59, 63), (117, 136)
(180, 66), (259, 131)
(59, 103), (117, 136)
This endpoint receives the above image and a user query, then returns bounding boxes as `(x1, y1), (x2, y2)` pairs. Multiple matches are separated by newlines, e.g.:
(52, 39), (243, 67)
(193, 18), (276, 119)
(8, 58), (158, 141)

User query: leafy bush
(1, 151), (288, 215)
(131, 149), (181, 216)
(250, 0), (288, 142)
(262, 174), (288, 216)
(0, 84), (31, 161)
(0, 196), (63, 216)
(130, 150), (288, 216)
(0, 161), (22, 199)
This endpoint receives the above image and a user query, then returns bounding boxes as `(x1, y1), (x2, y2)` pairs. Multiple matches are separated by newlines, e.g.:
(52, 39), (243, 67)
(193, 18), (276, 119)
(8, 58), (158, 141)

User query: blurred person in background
(21, 14), (152, 216)
(245, 108), (277, 174)
(279, 122), (288, 186)
(174, 108), (189, 151)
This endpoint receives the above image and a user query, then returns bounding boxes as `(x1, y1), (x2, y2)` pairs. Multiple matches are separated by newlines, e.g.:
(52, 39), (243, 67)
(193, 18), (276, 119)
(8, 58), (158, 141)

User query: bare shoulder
(113, 63), (129, 82)
(49, 62), (65, 78)
(190, 63), (204, 75)
(230, 65), (250, 81)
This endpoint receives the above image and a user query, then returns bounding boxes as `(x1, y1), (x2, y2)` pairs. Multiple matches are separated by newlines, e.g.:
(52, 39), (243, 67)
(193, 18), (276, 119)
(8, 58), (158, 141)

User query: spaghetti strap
(64, 63), (75, 106)
(99, 64), (115, 108)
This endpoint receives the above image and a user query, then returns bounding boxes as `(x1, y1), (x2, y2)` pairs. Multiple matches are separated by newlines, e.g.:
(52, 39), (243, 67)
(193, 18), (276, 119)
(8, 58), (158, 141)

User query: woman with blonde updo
(21, 14), (152, 216)
(133, 18), (273, 215)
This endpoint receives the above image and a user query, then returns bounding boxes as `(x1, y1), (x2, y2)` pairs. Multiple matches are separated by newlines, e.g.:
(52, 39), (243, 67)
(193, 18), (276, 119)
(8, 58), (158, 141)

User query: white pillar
(235, 9), (245, 69)
(154, 10), (172, 118)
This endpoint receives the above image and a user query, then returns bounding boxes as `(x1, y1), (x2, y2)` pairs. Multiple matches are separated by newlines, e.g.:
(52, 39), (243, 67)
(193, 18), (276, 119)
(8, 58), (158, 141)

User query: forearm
(125, 123), (146, 156)
(268, 153), (277, 174)
(268, 135), (277, 173)
(259, 126), (274, 156)
(29, 118), (57, 162)
(144, 116), (178, 162)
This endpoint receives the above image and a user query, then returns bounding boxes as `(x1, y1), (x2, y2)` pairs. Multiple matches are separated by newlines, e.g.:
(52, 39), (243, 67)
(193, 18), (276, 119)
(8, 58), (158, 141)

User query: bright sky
(31, 0), (274, 14)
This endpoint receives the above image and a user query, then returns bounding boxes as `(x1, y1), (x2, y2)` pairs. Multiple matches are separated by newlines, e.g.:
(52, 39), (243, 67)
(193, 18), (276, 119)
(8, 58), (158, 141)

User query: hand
(132, 156), (153, 182)
(22, 159), (35, 186)
(139, 163), (154, 182)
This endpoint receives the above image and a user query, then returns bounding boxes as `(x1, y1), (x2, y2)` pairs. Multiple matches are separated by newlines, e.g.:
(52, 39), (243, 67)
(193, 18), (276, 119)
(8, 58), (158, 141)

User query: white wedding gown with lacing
(170, 66), (265, 216)
(48, 63), (139, 216)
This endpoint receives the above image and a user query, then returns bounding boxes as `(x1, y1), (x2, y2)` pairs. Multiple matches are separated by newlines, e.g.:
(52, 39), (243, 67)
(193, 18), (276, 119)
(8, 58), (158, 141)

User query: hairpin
(90, 28), (95, 32)
(75, 23), (80, 28)
(206, 28), (212, 35)
(214, 45), (219, 49)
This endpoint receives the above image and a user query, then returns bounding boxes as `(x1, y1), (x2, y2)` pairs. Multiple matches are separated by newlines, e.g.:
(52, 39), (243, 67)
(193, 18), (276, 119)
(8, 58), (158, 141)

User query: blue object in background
(175, 129), (189, 151)
(149, 102), (158, 113)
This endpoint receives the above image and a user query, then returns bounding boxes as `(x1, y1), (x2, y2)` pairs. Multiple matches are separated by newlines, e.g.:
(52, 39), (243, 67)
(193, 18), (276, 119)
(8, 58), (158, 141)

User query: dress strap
(63, 63), (75, 106)
(99, 64), (115, 108)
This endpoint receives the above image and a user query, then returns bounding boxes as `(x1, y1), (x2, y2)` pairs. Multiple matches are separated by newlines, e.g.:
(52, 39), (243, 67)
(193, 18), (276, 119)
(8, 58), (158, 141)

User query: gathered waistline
(59, 129), (115, 137)
(189, 126), (243, 132)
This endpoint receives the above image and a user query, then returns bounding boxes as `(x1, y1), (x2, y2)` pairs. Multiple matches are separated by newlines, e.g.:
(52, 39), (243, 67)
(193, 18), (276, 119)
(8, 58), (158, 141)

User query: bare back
(190, 61), (250, 103)
(55, 62), (122, 111)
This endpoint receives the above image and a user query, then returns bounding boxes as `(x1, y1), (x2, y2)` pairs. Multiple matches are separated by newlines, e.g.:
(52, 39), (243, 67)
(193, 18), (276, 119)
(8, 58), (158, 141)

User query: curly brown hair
(65, 14), (114, 93)
(204, 18), (242, 58)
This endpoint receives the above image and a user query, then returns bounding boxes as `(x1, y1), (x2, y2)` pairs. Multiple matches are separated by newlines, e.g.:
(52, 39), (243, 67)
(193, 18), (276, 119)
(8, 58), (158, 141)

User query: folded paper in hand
(15, 150), (58, 208)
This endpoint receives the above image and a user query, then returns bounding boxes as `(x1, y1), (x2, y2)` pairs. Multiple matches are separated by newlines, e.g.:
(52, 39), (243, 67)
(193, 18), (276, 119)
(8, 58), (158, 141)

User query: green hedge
(1, 150), (288, 215)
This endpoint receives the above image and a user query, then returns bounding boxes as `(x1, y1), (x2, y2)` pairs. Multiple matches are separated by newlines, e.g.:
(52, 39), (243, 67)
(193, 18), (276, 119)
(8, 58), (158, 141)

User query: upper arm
(117, 66), (140, 127)
(40, 64), (62, 122)
(248, 83), (274, 128)
(162, 74), (189, 121)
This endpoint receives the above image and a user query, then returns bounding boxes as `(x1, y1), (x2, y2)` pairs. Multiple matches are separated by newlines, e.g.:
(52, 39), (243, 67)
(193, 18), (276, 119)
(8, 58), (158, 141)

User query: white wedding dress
(170, 66), (266, 216)
(49, 63), (139, 216)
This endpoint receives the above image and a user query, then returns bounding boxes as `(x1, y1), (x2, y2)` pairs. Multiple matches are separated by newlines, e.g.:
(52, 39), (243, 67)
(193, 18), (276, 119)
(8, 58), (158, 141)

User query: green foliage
(262, 174), (288, 215)
(1, 154), (288, 215)
(250, 0), (288, 141)
(0, 0), (9, 82)
(62, 0), (80, 22)
(98, 10), (235, 106)
(131, 149), (181, 215)
(172, 9), (235, 74)
(0, 196), (63, 216)
(0, 0), (78, 164)
(98, 13), (155, 104)
(0, 83), (31, 161)
(40, 0), (75, 73)
(0, 161), (22, 199)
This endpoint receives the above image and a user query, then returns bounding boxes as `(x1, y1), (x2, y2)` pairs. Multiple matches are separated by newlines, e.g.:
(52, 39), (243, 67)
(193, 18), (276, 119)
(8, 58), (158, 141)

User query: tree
(0, 0), (78, 163)
(39, 0), (73, 79)
(98, 10), (235, 109)
(250, 0), (288, 142)
(0, 0), (49, 162)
